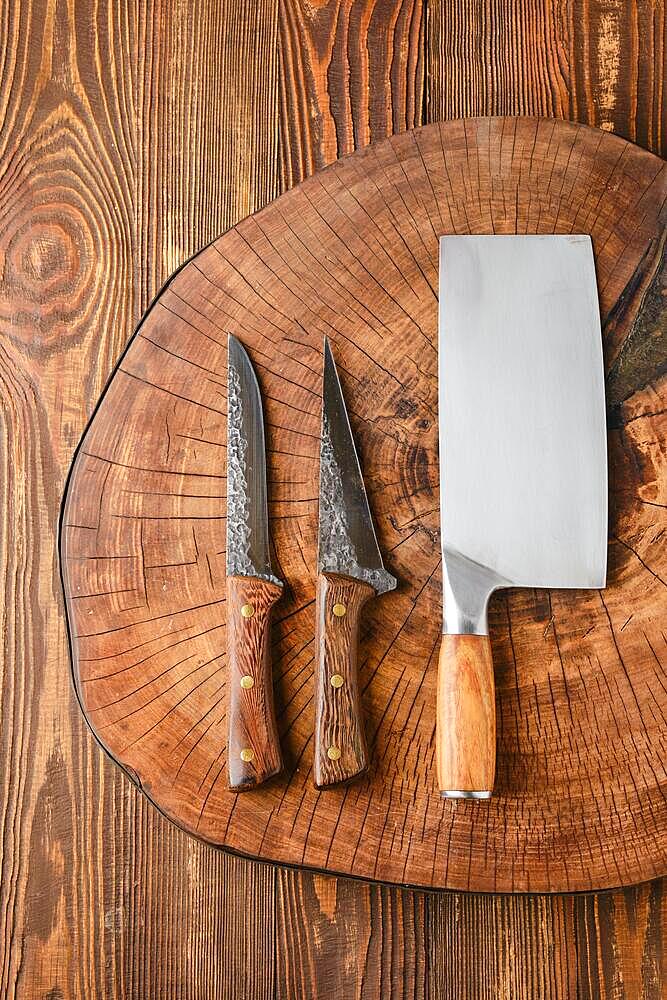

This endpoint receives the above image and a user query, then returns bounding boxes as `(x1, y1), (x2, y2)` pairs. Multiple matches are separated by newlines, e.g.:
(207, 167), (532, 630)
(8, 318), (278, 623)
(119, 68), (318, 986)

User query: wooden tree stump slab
(60, 117), (667, 893)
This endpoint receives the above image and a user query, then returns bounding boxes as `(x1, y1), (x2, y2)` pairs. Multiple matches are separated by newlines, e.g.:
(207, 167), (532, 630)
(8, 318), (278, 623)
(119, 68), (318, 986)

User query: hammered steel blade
(318, 339), (396, 596)
(439, 235), (607, 635)
(226, 335), (280, 585)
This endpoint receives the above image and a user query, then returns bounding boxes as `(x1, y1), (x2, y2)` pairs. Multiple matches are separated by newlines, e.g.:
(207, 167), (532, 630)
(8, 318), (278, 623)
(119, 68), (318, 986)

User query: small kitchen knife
(437, 235), (607, 799)
(226, 334), (283, 791)
(314, 339), (397, 789)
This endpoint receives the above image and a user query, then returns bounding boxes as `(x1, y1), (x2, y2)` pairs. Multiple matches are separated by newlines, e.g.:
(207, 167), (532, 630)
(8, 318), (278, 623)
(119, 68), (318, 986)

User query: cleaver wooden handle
(227, 575), (283, 791)
(313, 572), (375, 789)
(437, 634), (496, 798)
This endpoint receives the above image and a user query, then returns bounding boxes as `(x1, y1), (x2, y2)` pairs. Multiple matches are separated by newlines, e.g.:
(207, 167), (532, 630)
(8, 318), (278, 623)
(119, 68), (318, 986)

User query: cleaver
(437, 235), (607, 799)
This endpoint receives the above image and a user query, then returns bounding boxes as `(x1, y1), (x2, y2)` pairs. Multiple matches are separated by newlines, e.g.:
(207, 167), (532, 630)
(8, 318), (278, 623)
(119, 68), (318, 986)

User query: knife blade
(438, 235), (607, 798)
(314, 338), (397, 789)
(226, 334), (283, 791)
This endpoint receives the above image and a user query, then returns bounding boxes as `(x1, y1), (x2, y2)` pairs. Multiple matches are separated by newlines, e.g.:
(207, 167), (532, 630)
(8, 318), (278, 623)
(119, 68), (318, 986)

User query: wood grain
(0, 0), (137, 995)
(313, 572), (375, 789)
(437, 634), (496, 796)
(428, 879), (666, 999)
(427, 0), (667, 158)
(275, 873), (666, 999)
(60, 117), (667, 893)
(2, 0), (666, 996)
(0, 1), (281, 998)
(276, 868), (429, 999)
(278, 0), (426, 185)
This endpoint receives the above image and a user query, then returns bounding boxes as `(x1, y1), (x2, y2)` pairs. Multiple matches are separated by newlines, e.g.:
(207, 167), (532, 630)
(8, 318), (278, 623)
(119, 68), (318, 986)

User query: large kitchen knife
(314, 339), (397, 789)
(226, 334), (283, 791)
(438, 235), (607, 799)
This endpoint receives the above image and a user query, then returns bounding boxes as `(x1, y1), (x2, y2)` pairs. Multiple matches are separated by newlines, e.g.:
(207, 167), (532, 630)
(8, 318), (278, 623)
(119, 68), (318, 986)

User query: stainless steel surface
(442, 790), (492, 800)
(318, 339), (396, 595)
(439, 235), (607, 635)
(226, 334), (281, 585)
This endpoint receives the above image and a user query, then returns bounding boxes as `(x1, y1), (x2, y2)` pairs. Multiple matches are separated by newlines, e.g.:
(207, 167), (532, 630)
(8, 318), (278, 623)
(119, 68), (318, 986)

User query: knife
(437, 235), (607, 798)
(226, 334), (283, 791)
(314, 339), (397, 789)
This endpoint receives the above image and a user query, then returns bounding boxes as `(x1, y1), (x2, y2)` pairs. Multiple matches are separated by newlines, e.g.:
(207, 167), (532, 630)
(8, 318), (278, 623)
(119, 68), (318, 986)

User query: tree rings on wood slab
(60, 118), (667, 893)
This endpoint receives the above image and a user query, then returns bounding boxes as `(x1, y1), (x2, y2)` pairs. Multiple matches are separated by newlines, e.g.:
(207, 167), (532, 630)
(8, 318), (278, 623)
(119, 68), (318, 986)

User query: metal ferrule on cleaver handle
(437, 235), (607, 799)
(314, 339), (396, 789)
(226, 334), (284, 791)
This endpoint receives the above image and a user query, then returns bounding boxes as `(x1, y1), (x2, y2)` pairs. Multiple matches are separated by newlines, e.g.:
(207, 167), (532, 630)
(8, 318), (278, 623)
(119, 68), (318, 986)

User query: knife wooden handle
(313, 572), (375, 789)
(227, 574), (283, 791)
(436, 634), (496, 798)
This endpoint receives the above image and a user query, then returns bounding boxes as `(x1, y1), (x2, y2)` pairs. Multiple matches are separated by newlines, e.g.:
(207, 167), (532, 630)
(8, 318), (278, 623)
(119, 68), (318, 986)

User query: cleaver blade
(437, 235), (607, 799)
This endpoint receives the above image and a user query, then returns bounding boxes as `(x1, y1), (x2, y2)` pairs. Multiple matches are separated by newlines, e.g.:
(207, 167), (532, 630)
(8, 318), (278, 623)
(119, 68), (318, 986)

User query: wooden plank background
(0, 1), (664, 997)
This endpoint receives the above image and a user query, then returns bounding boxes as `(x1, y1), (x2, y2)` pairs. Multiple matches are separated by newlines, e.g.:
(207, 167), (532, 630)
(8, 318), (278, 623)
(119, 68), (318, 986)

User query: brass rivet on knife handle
(436, 634), (496, 798)
(227, 574), (283, 791)
(313, 572), (374, 789)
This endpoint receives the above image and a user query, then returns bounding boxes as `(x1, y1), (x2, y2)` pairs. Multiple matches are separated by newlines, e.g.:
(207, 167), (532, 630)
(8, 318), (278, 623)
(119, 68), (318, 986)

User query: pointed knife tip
(228, 332), (240, 361)
(228, 333), (252, 371)
(322, 338), (338, 385)
(227, 335), (262, 405)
